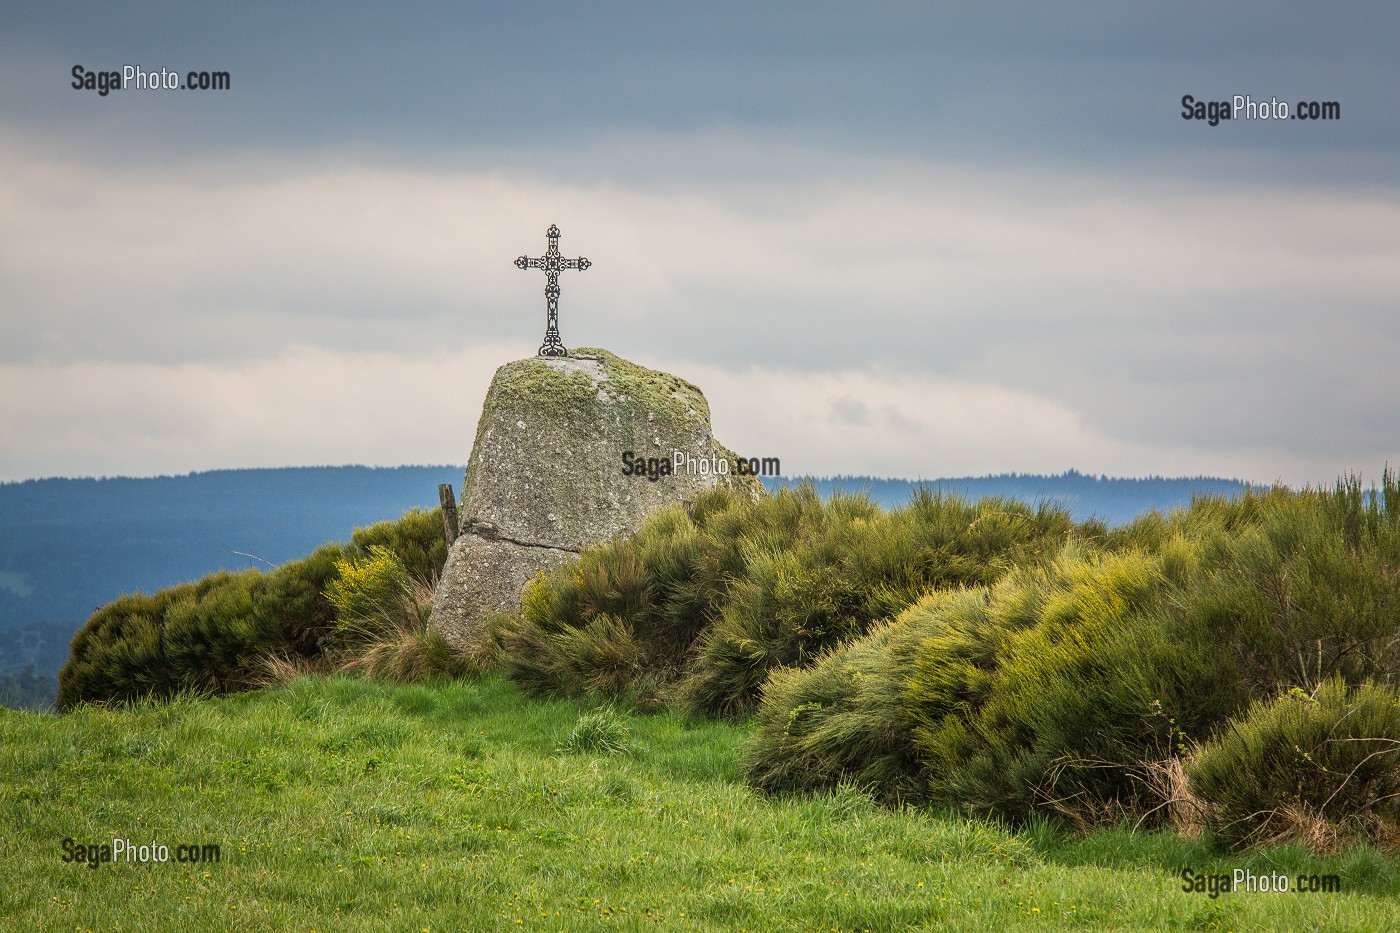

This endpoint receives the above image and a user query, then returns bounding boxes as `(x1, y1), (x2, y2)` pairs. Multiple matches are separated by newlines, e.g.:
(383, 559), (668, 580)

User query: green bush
(503, 483), (1080, 716)
(58, 543), (347, 709)
(1176, 483), (1400, 696)
(741, 592), (957, 802)
(349, 507), (448, 584)
(742, 473), (1400, 847)
(743, 544), (1200, 816)
(909, 475), (1400, 828)
(1188, 678), (1400, 848)
(61, 578), (211, 707)
(255, 542), (344, 658)
(500, 484), (824, 704)
(58, 508), (449, 709)
(318, 543), (467, 683)
(325, 546), (412, 637)
(679, 490), (1078, 717)
(909, 544), (1205, 824)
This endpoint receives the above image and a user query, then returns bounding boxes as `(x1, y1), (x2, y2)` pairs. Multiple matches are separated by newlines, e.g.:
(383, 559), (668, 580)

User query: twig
(220, 549), (276, 568)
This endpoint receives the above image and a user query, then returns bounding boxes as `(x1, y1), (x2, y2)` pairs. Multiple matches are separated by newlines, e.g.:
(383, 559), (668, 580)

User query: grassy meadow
(3, 673), (1395, 931)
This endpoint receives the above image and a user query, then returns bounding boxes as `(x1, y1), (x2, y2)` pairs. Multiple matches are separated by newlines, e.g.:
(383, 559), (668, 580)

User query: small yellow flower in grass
(917, 882), (923, 888)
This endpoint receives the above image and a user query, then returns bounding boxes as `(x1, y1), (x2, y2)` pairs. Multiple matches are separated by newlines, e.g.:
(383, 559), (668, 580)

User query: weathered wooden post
(438, 483), (459, 547)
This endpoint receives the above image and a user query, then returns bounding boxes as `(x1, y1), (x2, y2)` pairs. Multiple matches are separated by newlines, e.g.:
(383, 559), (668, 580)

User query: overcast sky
(1, 3), (1396, 486)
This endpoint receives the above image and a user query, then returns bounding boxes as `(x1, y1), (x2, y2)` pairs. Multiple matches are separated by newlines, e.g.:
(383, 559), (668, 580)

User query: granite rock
(432, 347), (761, 652)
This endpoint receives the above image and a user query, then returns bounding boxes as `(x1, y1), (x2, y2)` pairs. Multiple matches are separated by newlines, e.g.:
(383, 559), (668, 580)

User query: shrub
(60, 582), (201, 707)
(742, 473), (1400, 844)
(505, 482), (1080, 717)
(500, 484), (824, 704)
(1188, 678), (1400, 849)
(160, 571), (272, 695)
(333, 575), (468, 684)
(349, 508), (448, 584)
(58, 508), (450, 709)
(741, 592), (958, 802)
(256, 543), (345, 657)
(57, 564), (310, 709)
(908, 545), (1206, 824)
(325, 546), (412, 637)
(679, 490), (1078, 717)
(319, 544), (466, 683)
(500, 504), (710, 699)
(500, 483), (1078, 715)
(1175, 484), (1400, 697)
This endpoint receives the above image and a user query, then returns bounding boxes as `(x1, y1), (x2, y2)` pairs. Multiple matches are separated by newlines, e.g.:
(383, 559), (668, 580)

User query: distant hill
(766, 471), (1252, 525)
(0, 465), (1250, 709)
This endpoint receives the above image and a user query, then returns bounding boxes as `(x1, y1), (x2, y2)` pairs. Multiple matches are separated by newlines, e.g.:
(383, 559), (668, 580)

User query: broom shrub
(58, 508), (446, 708)
(742, 473), (1400, 849)
(1189, 678), (1400, 848)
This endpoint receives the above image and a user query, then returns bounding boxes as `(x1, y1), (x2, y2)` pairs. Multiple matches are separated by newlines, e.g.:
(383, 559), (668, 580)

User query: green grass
(2, 675), (1395, 931)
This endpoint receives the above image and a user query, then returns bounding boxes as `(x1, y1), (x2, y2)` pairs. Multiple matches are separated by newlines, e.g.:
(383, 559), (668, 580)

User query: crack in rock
(465, 520), (579, 554)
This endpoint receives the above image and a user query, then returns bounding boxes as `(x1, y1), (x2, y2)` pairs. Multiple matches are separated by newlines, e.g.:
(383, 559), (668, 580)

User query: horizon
(0, 462), (1265, 488)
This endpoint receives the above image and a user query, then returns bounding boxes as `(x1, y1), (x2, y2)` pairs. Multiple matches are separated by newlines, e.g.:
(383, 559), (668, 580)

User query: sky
(1, 3), (1396, 487)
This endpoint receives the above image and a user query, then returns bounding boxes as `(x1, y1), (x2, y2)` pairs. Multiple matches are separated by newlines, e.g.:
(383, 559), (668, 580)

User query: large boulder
(432, 347), (761, 652)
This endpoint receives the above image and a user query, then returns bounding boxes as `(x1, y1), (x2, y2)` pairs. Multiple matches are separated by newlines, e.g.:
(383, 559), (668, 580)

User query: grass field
(2, 675), (1395, 931)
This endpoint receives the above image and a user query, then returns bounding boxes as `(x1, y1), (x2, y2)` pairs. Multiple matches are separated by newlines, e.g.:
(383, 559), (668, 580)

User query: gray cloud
(2, 4), (1395, 174)
(0, 3), (1395, 486)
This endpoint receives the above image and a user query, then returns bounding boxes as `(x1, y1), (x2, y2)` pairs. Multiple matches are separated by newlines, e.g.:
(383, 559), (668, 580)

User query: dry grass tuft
(250, 651), (335, 688)
(1142, 755), (1214, 838)
(334, 575), (469, 683)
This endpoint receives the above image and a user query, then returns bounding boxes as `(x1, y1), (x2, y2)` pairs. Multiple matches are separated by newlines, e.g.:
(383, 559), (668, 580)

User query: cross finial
(514, 224), (590, 358)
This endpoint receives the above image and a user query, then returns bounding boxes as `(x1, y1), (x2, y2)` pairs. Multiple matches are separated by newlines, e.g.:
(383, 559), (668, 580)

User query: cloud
(0, 345), (1296, 485)
(0, 343), (517, 480)
(646, 359), (1365, 486)
(1, 128), (1396, 486)
(0, 337), (1391, 488)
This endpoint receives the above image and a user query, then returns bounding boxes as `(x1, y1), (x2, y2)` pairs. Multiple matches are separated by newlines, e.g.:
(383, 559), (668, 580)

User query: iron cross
(515, 224), (591, 358)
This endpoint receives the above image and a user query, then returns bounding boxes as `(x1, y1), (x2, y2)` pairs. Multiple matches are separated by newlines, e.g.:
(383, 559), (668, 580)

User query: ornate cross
(515, 224), (590, 358)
